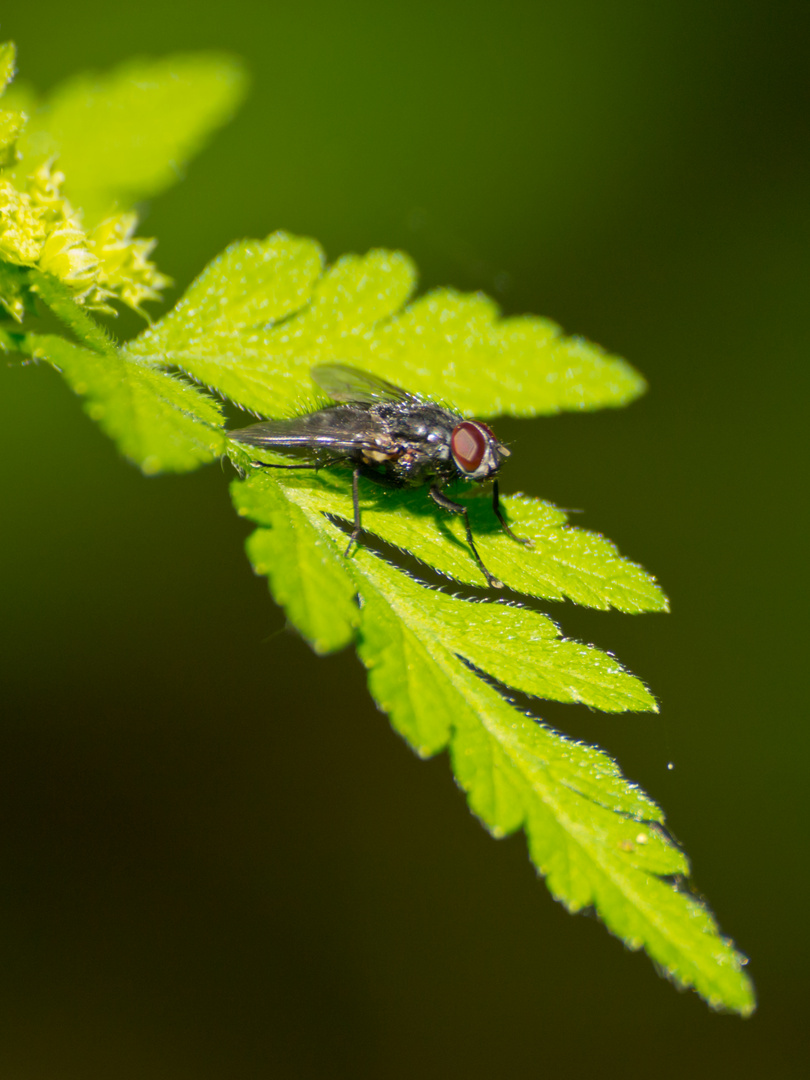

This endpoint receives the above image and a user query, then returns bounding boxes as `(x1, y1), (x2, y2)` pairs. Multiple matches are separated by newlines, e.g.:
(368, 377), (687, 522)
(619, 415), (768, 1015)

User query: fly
(228, 364), (533, 588)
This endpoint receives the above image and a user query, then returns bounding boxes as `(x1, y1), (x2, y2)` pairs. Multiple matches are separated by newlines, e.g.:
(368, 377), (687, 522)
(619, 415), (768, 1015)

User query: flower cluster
(0, 43), (171, 322)
(0, 160), (171, 321)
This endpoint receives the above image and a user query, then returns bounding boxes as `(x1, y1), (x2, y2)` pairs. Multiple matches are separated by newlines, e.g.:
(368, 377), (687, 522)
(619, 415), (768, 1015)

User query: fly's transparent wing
(229, 416), (325, 448)
(229, 364), (418, 461)
(229, 406), (391, 458)
(312, 364), (415, 404)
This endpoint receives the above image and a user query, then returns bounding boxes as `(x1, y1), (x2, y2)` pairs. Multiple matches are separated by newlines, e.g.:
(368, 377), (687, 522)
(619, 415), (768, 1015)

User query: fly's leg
(345, 467), (362, 557)
(250, 458), (363, 559)
(492, 479), (534, 548)
(429, 485), (503, 589)
(249, 457), (342, 471)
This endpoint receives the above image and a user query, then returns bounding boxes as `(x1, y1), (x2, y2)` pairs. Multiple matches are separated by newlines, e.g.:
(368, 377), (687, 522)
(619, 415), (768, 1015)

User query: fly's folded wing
(229, 404), (394, 458)
(311, 364), (415, 404)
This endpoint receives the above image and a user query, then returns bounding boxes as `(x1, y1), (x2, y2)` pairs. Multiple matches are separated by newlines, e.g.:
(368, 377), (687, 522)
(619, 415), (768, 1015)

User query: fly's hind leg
(249, 458), (362, 559)
(344, 467), (362, 557)
(492, 479), (534, 549)
(249, 456), (342, 472)
(429, 485), (503, 590)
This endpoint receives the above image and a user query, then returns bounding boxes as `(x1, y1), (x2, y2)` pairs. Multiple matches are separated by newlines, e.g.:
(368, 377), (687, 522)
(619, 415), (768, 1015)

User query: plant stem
(28, 269), (118, 357)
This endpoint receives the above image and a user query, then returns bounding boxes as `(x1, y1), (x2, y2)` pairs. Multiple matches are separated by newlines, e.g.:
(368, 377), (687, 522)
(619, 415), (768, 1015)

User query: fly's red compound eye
(451, 421), (494, 473)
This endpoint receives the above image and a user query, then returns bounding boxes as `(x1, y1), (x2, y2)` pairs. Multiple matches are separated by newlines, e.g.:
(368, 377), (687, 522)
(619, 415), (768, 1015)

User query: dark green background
(2, 2), (808, 1076)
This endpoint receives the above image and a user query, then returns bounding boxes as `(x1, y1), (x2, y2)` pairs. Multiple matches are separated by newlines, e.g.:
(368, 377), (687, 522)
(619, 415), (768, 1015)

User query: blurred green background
(1, 1), (808, 1076)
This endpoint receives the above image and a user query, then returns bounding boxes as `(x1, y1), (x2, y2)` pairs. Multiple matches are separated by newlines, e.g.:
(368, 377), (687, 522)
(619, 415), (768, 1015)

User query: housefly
(229, 364), (532, 588)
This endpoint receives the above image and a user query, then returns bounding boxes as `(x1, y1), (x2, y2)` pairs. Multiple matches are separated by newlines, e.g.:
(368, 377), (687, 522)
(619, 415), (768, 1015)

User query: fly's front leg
(429, 485), (503, 590)
(492, 479), (534, 548)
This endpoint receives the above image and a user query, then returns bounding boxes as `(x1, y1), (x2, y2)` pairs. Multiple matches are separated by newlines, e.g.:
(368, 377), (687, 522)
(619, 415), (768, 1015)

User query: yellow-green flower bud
(0, 178), (45, 263)
(88, 212), (172, 316)
(38, 220), (99, 288)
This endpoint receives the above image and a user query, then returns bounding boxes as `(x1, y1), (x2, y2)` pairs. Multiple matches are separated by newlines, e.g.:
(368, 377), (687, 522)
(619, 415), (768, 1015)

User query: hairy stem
(28, 270), (118, 357)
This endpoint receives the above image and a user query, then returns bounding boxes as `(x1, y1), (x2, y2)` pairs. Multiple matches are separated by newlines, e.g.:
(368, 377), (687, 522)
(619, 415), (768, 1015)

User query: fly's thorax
(371, 402), (456, 457)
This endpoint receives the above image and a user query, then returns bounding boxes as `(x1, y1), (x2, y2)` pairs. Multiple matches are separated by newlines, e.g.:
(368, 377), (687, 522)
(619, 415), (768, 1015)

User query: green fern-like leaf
(0, 42), (25, 162)
(12, 53), (247, 223)
(20, 331), (224, 473)
(231, 472), (753, 1014)
(16, 272), (224, 472)
(236, 475), (657, 712)
(236, 468), (668, 607)
(128, 231), (756, 1012)
(11, 220), (754, 1013)
(0, 41), (16, 93)
(0, 108), (24, 157)
(127, 232), (645, 418)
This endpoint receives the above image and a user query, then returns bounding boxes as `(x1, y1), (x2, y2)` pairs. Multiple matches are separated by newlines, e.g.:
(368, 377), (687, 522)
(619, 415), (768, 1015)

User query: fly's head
(450, 420), (511, 481)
